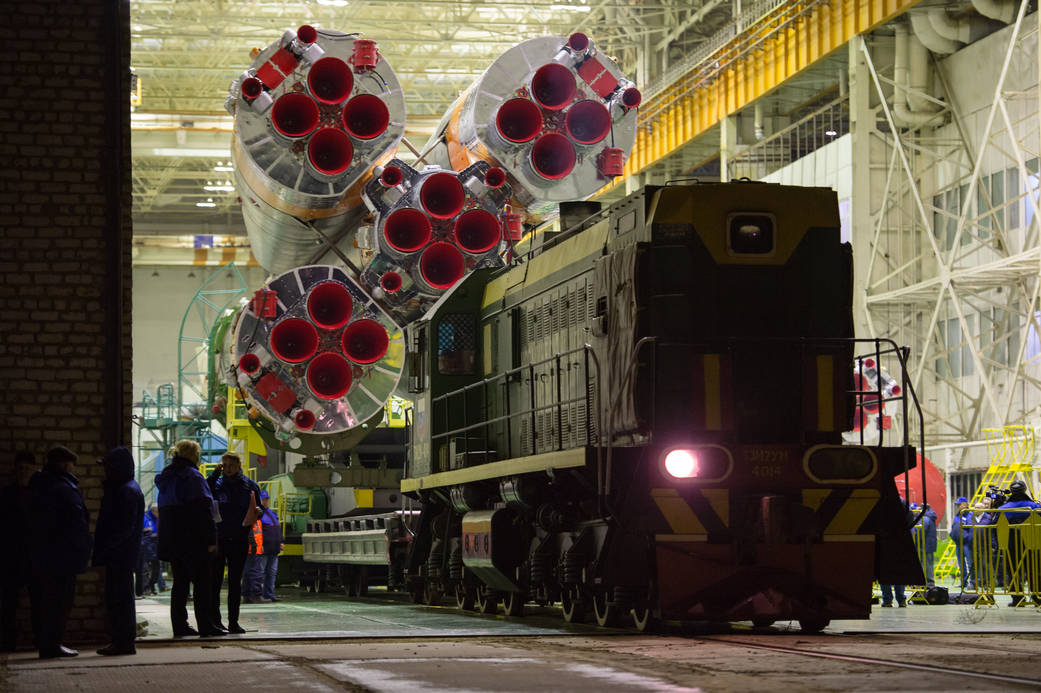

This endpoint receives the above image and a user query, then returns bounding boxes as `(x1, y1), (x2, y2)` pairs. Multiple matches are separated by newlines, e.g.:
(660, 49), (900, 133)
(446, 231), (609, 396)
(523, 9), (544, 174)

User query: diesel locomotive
(395, 180), (926, 632)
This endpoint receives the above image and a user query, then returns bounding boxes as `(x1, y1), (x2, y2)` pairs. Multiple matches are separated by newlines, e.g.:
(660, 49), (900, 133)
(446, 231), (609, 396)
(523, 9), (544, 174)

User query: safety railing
(951, 508), (1041, 606)
(430, 344), (601, 471)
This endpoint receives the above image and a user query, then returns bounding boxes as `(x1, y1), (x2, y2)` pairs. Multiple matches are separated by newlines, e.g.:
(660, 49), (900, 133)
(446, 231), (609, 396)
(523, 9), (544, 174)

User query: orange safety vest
(251, 519), (264, 555)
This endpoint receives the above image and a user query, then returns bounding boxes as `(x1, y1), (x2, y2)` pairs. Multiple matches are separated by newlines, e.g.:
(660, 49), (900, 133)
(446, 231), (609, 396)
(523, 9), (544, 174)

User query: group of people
(950, 480), (1041, 605)
(0, 439), (284, 659)
(0, 445), (144, 658)
(155, 439), (283, 638)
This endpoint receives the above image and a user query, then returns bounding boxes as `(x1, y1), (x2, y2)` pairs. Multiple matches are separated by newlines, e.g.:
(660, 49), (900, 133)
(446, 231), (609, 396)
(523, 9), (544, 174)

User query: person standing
(138, 503), (161, 595)
(207, 452), (261, 633)
(242, 515), (264, 604)
(28, 446), (92, 659)
(950, 496), (974, 590)
(258, 491), (283, 602)
(155, 439), (222, 637)
(917, 503), (939, 588)
(1, 451), (40, 652)
(997, 480), (1041, 606)
(92, 446), (144, 656)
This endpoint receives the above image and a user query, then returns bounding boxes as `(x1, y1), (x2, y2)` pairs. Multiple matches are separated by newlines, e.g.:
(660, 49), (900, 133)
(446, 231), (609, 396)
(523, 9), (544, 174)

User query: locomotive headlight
(664, 449), (699, 478)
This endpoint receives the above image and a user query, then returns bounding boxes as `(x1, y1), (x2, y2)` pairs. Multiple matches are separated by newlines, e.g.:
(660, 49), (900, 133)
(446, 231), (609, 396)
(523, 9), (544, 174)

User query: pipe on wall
(972, 0), (1016, 23)
(891, 23), (944, 128)
(909, 11), (961, 55)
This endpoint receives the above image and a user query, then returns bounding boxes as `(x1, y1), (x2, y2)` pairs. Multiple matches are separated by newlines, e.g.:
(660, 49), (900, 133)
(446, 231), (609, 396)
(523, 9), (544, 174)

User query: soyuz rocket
(218, 26), (639, 451)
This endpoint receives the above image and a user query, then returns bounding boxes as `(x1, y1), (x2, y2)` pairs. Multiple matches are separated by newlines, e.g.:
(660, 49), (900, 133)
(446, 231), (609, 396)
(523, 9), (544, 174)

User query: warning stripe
(691, 354), (733, 432)
(651, 488), (729, 536)
(802, 488), (879, 535)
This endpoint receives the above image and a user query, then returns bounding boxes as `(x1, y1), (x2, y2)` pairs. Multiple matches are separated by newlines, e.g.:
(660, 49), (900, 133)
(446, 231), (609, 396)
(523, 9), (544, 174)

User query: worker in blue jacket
(997, 480), (1041, 606)
(28, 446), (91, 659)
(207, 452), (261, 634)
(156, 439), (220, 637)
(950, 497), (974, 590)
(92, 446), (144, 656)
(915, 503), (939, 587)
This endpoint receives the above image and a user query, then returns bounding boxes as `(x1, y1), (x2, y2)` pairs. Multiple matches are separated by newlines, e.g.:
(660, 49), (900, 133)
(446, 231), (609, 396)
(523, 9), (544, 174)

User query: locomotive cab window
(437, 313), (476, 375)
(726, 213), (775, 256)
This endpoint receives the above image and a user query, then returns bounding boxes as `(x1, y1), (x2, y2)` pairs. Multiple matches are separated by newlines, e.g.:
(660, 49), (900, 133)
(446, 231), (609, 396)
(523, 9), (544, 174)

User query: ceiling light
(825, 130), (838, 137)
(196, 201), (217, 208)
(318, 0), (348, 5)
(204, 185), (235, 192)
(214, 165), (234, 172)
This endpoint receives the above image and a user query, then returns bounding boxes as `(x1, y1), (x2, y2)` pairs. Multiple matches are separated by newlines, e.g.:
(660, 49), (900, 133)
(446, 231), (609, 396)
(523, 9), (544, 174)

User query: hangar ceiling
(130, 0), (737, 249)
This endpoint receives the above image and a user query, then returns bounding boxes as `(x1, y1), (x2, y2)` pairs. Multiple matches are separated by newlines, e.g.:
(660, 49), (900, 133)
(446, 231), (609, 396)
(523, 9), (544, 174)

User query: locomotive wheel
(454, 583), (475, 611)
(476, 589), (499, 614)
(593, 592), (620, 628)
(561, 587), (587, 623)
(798, 617), (830, 634)
(631, 603), (658, 632)
(423, 583), (443, 605)
(408, 581), (425, 604)
(503, 591), (526, 617)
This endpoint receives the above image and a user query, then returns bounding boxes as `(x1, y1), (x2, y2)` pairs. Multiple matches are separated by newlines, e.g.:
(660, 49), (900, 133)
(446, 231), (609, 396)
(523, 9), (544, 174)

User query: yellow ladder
(935, 426), (1036, 580)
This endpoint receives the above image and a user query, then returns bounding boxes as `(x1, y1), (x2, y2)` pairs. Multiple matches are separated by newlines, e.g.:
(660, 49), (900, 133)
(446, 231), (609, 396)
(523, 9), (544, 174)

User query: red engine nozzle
(454, 209), (501, 254)
(342, 94), (390, 139)
(420, 242), (466, 290)
(296, 25), (318, 45)
(271, 93), (320, 138)
(495, 98), (543, 143)
(270, 318), (319, 363)
(307, 128), (354, 176)
(307, 57), (354, 105)
(380, 166), (403, 187)
(532, 63), (576, 111)
(241, 77), (263, 101)
(384, 208), (432, 253)
(484, 167), (506, 189)
(531, 132), (576, 180)
(420, 172), (465, 220)
(341, 319), (390, 364)
(307, 281), (353, 330)
(621, 87), (642, 109)
(238, 353), (261, 374)
(568, 33), (590, 52)
(380, 272), (402, 294)
(294, 409), (316, 430)
(306, 352), (352, 400)
(565, 100), (612, 145)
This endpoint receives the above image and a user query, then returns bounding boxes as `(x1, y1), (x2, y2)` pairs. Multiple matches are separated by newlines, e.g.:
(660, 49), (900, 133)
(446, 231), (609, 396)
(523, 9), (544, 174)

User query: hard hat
(956, 496), (968, 504)
(1009, 480), (1027, 494)
(260, 489), (270, 499)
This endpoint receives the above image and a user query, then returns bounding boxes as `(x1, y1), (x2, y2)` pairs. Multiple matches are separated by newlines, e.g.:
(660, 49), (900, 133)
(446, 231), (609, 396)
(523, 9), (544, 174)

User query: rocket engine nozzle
(342, 319), (390, 364)
(565, 100), (611, 144)
(306, 352), (352, 400)
(380, 165), (403, 187)
(420, 172), (465, 220)
(241, 77), (264, 101)
(384, 208), (432, 253)
(420, 241), (466, 290)
(271, 93), (320, 138)
(532, 62), (577, 110)
(307, 281), (354, 330)
(531, 132), (576, 180)
(495, 98), (543, 143)
(307, 127), (354, 176)
(239, 353), (261, 374)
(270, 318), (320, 363)
(342, 93), (390, 139)
(308, 57), (354, 104)
(454, 209), (501, 254)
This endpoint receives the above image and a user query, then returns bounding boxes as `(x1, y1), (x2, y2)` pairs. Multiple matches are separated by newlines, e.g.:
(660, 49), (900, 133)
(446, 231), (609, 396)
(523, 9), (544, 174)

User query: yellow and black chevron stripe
(802, 488), (879, 541)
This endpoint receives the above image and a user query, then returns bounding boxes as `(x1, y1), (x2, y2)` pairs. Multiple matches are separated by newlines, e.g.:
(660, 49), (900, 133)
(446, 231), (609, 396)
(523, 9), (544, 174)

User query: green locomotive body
(401, 181), (924, 630)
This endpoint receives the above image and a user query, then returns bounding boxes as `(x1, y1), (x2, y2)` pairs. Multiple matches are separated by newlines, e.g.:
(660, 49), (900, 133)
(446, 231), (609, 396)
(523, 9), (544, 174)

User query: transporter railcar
(399, 181), (925, 632)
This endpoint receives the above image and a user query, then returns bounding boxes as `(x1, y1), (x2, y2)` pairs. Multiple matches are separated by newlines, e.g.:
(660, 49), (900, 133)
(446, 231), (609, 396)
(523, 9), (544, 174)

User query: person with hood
(1, 451), (40, 652)
(155, 439), (221, 636)
(207, 452), (261, 633)
(92, 446), (144, 656)
(950, 496), (974, 590)
(996, 479), (1041, 606)
(28, 445), (91, 659)
(914, 503), (939, 587)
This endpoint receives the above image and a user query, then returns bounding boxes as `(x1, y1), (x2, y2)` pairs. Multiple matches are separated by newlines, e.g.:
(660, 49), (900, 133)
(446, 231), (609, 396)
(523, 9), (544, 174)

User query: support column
(719, 116), (737, 182)
(848, 39), (875, 339)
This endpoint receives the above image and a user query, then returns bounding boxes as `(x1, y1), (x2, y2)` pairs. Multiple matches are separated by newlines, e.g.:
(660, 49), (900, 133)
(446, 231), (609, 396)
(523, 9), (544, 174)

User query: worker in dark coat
(155, 439), (221, 637)
(207, 452), (261, 634)
(92, 446), (144, 655)
(1, 451), (40, 652)
(997, 480), (1041, 606)
(28, 445), (91, 659)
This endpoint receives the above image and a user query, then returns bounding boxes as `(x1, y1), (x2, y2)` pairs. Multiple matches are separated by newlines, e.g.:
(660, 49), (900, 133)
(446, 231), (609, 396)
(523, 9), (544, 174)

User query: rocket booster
(423, 33), (639, 219)
(226, 26), (405, 274)
(358, 159), (513, 324)
(225, 265), (405, 455)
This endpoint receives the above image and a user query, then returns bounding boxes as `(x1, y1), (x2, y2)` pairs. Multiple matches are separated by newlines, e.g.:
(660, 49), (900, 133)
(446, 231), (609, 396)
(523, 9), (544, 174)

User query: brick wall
(0, 0), (132, 645)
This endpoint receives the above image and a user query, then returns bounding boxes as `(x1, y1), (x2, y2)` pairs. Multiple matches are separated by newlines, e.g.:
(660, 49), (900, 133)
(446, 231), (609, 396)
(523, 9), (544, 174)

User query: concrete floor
(3, 589), (1041, 691)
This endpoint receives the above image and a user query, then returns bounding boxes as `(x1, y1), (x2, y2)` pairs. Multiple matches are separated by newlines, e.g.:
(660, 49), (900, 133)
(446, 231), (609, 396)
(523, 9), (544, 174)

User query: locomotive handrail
(429, 344), (601, 472)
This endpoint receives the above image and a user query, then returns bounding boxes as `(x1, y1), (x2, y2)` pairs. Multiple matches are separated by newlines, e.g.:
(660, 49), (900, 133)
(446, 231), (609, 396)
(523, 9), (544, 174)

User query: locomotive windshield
(727, 213), (775, 255)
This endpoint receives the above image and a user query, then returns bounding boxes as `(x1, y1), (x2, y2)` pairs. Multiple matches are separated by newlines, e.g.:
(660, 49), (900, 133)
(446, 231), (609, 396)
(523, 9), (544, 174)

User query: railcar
(398, 181), (925, 632)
